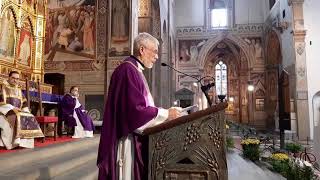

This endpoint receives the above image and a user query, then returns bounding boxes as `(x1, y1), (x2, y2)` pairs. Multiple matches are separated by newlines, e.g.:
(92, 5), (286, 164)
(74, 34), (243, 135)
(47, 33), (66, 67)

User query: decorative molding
(296, 43), (305, 55)
(297, 67), (305, 77)
(176, 24), (264, 37)
(293, 30), (306, 42)
(97, 0), (108, 65)
(44, 61), (102, 71)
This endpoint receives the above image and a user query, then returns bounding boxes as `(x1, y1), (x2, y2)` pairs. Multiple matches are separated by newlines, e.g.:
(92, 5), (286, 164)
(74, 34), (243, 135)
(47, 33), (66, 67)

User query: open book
(180, 105), (198, 113)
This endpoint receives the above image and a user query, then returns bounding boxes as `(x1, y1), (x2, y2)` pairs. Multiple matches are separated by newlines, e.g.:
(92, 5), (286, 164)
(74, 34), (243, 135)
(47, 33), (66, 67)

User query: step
(51, 159), (98, 180)
(0, 144), (98, 180)
(0, 135), (100, 173)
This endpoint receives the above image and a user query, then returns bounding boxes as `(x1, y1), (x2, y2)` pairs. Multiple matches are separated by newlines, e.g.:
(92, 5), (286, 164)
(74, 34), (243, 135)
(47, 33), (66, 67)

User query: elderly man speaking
(97, 32), (181, 180)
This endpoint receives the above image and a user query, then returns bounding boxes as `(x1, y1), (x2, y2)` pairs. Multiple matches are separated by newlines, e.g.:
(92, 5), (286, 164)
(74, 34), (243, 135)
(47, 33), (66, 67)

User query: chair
(35, 116), (58, 142)
(25, 78), (58, 142)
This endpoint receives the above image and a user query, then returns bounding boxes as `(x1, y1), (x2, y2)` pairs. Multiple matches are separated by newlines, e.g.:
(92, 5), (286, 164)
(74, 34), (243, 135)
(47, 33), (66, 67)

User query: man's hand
(167, 107), (182, 120)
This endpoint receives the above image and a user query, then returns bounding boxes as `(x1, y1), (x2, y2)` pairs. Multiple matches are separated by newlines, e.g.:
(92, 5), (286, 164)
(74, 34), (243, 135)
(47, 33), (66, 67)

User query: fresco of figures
(178, 39), (207, 65)
(45, 0), (96, 61)
(108, 0), (130, 57)
(16, 20), (33, 66)
(0, 9), (16, 62)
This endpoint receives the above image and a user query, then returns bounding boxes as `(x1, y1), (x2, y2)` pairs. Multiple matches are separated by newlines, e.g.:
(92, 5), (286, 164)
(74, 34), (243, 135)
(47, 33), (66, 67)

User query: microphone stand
(161, 63), (214, 107)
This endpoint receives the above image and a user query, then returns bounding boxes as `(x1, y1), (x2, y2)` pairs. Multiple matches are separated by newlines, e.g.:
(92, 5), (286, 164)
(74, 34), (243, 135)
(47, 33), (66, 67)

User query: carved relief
(208, 122), (223, 150)
(194, 146), (219, 179)
(183, 123), (201, 151)
(149, 110), (227, 180)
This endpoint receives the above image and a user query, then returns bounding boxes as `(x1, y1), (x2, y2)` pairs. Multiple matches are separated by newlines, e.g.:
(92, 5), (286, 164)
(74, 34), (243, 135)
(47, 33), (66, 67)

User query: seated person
(0, 71), (44, 149)
(61, 86), (94, 138)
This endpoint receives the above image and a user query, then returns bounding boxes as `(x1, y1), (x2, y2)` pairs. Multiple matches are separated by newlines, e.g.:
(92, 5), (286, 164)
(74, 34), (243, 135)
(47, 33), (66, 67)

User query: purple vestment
(97, 56), (158, 180)
(60, 94), (94, 131)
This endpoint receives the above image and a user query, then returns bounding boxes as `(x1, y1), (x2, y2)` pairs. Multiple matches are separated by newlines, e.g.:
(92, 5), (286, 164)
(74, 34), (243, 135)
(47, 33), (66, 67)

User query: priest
(97, 32), (181, 180)
(60, 86), (94, 138)
(0, 71), (44, 149)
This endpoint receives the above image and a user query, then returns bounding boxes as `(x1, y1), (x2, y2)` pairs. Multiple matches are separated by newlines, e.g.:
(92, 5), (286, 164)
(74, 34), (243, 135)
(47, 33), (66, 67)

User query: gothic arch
(198, 32), (253, 70)
(0, 6), (18, 28)
(265, 29), (282, 64)
(20, 16), (35, 37)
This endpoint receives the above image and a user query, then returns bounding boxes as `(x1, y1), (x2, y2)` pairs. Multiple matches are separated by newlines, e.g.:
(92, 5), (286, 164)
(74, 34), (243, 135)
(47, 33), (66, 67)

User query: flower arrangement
(286, 159), (316, 180)
(268, 154), (316, 179)
(241, 138), (260, 145)
(241, 138), (260, 161)
(271, 153), (289, 161)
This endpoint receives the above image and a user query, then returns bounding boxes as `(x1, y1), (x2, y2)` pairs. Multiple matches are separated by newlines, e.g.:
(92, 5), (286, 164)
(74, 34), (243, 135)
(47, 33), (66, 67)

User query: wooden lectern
(144, 102), (228, 180)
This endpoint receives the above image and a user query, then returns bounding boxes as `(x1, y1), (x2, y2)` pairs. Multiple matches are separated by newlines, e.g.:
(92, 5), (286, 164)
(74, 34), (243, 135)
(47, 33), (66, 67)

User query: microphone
(161, 62), (214, 106)
(161, 63), (199, 81)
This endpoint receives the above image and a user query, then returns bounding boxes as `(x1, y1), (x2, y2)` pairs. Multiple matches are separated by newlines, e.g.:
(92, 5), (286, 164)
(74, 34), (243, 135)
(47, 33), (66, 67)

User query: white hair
(133, 32), (159, 57)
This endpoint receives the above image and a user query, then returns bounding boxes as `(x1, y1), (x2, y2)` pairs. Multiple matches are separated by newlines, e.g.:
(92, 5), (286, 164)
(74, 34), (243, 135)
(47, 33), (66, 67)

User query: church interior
(0, 0), (320, 179)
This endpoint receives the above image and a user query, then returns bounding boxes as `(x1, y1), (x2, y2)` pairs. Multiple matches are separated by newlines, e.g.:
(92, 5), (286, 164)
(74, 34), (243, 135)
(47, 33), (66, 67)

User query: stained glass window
(215, 61), (227, 95)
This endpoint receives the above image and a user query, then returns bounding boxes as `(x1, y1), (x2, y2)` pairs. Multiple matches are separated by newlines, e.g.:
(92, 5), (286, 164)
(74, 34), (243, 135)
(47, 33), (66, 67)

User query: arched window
(208, 0), (233, 29)
(215, 61), (227, 95)
(209, 0), (230, 28)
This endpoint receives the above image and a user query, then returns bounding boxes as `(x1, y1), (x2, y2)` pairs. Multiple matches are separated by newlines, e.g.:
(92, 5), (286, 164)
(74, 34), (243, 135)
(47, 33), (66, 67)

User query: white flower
(303, 160), (312, 167)
(295, 159), (304, 167)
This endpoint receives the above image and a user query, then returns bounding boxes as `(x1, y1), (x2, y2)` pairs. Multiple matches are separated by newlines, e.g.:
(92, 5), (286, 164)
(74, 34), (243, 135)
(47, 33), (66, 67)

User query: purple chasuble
(97, 56), (158, 180)
(60, 94), (94, 131)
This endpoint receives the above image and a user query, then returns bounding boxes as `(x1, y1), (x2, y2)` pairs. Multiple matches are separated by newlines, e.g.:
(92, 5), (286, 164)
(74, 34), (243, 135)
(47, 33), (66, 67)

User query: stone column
(289, 0), (310, 140)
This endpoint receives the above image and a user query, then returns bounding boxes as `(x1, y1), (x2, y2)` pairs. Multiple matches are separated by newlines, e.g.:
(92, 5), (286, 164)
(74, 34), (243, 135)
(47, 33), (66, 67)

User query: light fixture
(173, 100), (178, 106)
(229, 97), (234, 102)
(247, 84), (254, 91)
(193, 82), (198, 87)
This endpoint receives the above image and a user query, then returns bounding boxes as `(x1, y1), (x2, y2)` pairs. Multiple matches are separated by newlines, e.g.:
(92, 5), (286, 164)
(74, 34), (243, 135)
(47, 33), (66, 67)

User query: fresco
(0, 9), (16, 62)
(178, 39), (206, 64)
(45, 0), (96, 61)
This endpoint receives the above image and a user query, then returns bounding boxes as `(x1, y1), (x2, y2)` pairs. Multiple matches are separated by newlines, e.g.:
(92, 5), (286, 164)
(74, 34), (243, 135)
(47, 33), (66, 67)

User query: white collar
(137, 61), (144, 72)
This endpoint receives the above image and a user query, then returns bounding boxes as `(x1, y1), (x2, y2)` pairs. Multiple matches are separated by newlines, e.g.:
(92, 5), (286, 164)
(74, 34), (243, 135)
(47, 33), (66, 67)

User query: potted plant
(241, 138), (260, 161)
(285, 143), (303, 158)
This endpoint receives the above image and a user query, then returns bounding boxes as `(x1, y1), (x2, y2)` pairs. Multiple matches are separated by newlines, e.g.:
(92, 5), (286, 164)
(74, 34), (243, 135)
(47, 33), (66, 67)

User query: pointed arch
(0, 6), (18, 28)
(20, 15), (35, 37)
(265, 29), (282, 65)
(198, 32), (253, 70)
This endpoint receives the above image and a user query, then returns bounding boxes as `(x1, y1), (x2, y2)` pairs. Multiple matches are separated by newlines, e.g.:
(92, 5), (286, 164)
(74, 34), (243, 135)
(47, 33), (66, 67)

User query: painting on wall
(0, 9), (16, 62)
(45, 0), (96, 61)
(16, 21), (33, 66)
(178, 39), (206, 65)
(109, 0), (130, 57)
(36, 0), (46, 15)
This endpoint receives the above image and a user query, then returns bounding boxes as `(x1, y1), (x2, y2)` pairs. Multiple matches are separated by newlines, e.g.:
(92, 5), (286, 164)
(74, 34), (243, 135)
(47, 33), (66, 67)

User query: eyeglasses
(142, 46), (158, 54)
